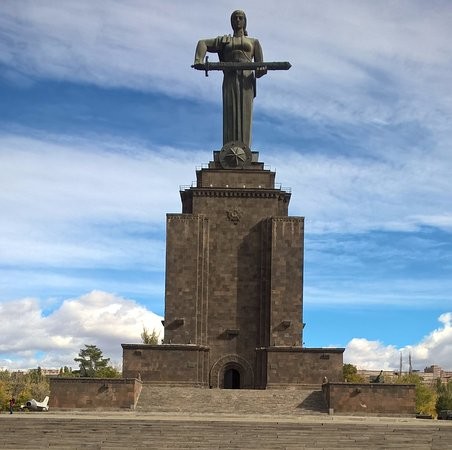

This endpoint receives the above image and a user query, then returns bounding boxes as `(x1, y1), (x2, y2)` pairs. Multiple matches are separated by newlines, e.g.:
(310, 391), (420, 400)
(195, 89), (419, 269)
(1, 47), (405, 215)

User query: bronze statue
(193, 10), (290, 149)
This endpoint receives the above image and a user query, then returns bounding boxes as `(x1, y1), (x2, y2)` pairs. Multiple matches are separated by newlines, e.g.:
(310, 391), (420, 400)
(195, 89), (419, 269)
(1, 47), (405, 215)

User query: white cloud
(345, 312), (452, 370)
(1, 2), (452, 238)
(411, 215), (452, 230)
(345, 338), (399, 371)
(304, 279), (452, 309)
(269, 150), (452, 234)
(0, 133), (197, 223)
(0, 132), (209, 272)
(2, 129), (451, 277)
(1, 129), (451, 309)
(2, 292), (450, 373)
(0, 291), (164, 370)
(1, 0), (451, 127)
(1, 1), (452, 375)
(405, 313), (452, 367)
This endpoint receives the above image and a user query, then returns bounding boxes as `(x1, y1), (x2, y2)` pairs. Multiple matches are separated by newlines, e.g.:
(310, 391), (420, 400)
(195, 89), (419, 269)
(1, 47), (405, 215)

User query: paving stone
(2, 413), (452, 449)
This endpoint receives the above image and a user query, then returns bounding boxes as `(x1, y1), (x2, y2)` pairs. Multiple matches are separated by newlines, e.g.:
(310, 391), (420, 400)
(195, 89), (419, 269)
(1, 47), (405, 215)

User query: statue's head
(231, 10), (248, 36)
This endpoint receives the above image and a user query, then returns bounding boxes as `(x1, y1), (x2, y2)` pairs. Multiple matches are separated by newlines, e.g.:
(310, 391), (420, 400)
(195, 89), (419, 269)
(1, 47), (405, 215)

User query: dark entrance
(224, 368), (240, 389)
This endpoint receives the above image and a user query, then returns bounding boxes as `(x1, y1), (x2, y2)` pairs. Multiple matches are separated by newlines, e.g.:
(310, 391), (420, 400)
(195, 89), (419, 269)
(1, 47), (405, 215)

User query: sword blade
(192, 61), (291, 71)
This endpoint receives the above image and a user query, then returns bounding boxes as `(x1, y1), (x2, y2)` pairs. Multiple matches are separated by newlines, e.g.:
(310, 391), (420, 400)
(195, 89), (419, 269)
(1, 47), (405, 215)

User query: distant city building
(40, 368), (61, 376)
(2, 367), (61, 376)
(423, 365), (452, 385)
(357, 365), (452, 386)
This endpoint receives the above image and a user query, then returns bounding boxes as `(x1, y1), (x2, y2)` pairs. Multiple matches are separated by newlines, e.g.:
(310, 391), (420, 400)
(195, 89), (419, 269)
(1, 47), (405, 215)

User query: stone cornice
(49, 377), (140, 383)
(122, 343), (210, 351)
(181, 188), (291, 201)
(257, 347), (345, 353)
(270, 217), (304, 223)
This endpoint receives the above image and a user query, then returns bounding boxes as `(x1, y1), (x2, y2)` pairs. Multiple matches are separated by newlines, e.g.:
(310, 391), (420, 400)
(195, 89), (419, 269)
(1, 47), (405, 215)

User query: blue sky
(1, 0), (451, 372)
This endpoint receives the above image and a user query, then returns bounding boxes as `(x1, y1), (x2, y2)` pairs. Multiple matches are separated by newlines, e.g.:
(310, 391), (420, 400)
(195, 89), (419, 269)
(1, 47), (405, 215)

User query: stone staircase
(1, 414), (451, 449)
(135, 385), (329, 415)
(2, 385), (452, 449)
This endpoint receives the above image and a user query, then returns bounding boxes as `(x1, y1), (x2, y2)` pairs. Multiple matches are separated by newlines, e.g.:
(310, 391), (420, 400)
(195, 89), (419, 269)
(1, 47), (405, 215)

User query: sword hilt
(205, 56), (209, 77)
(191, 56), (210, 76)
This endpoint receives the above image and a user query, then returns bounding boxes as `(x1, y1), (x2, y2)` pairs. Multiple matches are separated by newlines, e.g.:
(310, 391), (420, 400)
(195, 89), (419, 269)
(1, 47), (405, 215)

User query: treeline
(0, 368), (49, 411)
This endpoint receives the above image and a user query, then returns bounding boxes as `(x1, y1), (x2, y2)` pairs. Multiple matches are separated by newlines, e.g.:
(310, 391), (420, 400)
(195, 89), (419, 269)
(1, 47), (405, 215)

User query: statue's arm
(254, 39), (267, 78)
(194, 38), (220, 64)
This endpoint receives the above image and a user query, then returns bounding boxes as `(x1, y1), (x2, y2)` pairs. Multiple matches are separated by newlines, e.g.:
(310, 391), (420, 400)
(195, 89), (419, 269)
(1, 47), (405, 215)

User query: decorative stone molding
(271, 217), (304, 222)
(186, 189), (290, 200)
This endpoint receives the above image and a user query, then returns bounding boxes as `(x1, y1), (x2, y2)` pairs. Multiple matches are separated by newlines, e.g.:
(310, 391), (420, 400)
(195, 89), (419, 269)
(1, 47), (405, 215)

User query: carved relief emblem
(219, 141), (252, 169)
(226, 208), (242, 225)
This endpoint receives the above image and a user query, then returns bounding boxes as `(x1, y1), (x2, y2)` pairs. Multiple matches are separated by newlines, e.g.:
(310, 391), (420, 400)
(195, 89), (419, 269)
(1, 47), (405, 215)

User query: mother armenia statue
(193, 10), (290, 149)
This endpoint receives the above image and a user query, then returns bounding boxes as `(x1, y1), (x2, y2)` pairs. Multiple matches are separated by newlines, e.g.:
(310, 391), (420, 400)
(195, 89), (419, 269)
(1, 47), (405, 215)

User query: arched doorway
(224, 368), (241, 389)
(210, 354), (254, 389)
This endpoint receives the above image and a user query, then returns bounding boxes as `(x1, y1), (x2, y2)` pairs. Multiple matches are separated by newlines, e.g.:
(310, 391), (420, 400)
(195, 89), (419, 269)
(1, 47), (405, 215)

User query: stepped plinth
(122, 150), (344, 388)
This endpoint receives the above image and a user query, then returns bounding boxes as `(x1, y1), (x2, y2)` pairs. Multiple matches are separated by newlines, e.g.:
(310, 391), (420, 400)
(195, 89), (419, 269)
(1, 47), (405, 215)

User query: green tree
(27, 375), (50, 403)
(399, 373), (436, 416)
(28, 367), (43, 383)
(0, 369), (50, 410)
(141, 326), (160, 344)
(20, 371), (50, 405)
(96, 366), (121, 378)
(436, 380), (452, 414)
(0, 376), (10, 412)
(9, 371), (27, 400)
(343, 364), (365, 383)
(74, 345), (110, 377)
(59, 366), (75, 377)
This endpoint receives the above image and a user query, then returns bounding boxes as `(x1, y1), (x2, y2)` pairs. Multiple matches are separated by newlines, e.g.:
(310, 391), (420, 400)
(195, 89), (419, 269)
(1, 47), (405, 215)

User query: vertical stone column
(269, 217), (304, 346)
(164, 214), (209, 345)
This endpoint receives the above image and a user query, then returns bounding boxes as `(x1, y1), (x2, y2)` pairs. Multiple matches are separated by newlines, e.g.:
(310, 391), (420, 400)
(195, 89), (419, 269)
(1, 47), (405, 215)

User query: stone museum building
(122, 148), (344, 389)
(50, 12), (416, 418)
(122, 9), (343, 390)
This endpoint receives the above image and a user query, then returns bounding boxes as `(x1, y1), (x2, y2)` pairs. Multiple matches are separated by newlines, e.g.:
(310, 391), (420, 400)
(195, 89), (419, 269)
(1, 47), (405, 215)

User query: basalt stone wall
(120, 158), (344, 390)
(267, 217), (304, 347)
(122, 344), (210, 386)
(176, 166), (295, 388)
(264, 348), (344, 387)
(323, 382), (416, 416)
(49, 377), (141, 410)
(164, 214), (209, 346)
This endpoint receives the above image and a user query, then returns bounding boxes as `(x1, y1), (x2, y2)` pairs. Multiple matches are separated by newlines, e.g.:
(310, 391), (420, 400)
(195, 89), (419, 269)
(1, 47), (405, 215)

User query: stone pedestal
(122, 150), (344, 388)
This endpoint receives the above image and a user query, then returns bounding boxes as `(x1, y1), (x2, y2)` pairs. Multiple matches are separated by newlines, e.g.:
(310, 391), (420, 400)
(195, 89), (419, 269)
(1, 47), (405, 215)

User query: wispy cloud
(0, 131), (207, 269)
(269, 149), (452, 234)
(1, 0), (451, 125)
(1, 128), (451, 310)
(1, 1), (452, 372)
(0, 131), (203, 304)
